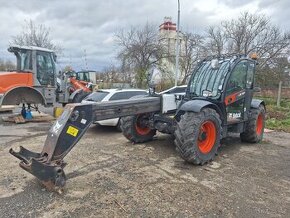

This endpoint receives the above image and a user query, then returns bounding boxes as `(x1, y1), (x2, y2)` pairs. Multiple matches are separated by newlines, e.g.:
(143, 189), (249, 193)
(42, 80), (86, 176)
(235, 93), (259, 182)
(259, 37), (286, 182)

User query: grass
(258, 97), (290, 132)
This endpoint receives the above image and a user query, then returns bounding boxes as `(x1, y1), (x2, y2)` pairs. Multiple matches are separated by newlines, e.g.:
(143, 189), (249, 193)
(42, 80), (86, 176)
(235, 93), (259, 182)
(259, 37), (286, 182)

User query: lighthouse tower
(159, 17), (177, 55)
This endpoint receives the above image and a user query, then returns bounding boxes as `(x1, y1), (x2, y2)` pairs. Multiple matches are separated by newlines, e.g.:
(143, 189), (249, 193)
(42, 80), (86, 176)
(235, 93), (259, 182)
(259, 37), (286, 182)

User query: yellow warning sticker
(66, 126), (79, 137)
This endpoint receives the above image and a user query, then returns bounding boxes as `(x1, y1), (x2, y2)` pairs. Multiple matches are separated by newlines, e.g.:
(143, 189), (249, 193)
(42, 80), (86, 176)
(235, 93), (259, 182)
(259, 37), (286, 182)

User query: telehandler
(10, 54), (265, 191)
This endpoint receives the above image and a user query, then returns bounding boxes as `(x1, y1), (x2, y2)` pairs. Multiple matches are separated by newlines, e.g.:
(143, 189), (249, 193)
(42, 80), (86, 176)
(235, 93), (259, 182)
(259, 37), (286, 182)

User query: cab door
(36, 51), (55, 86)
(224, 60), (248, 124)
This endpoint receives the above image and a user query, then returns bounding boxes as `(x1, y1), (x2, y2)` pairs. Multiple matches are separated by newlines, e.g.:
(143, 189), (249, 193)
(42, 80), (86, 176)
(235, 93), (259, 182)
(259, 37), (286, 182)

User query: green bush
(262, 97), (290, 132)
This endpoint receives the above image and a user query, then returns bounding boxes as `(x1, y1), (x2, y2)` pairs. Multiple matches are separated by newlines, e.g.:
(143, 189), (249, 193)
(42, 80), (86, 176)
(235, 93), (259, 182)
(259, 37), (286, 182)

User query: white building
(158, 17), (185, 84)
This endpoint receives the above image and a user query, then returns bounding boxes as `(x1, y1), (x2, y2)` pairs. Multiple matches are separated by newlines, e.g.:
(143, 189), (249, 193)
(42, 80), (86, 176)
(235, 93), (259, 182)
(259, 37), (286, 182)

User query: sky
(0, 0), (289, 71)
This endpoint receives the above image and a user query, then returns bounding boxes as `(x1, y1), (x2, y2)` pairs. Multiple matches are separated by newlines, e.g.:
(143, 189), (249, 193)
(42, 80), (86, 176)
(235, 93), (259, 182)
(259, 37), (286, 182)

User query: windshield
(17, 49), (33, 71)
(83, 91), (109, 102)
(76, 72), (89, 82)
(189, 60), (230, 98)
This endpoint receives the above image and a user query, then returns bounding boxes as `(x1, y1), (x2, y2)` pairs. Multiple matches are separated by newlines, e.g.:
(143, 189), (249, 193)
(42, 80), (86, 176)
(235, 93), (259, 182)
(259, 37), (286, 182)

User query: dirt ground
(0, 113), (290, 217)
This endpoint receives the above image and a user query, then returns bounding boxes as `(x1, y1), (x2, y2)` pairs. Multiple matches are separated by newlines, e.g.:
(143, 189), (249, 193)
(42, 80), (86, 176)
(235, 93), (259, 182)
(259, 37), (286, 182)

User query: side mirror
(253, 87), (261, 92)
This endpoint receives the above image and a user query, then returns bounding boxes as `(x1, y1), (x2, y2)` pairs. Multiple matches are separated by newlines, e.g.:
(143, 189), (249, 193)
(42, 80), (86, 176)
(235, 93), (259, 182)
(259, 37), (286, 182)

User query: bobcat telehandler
(0, 45), (92, 115)
(10, 54), (265, 192)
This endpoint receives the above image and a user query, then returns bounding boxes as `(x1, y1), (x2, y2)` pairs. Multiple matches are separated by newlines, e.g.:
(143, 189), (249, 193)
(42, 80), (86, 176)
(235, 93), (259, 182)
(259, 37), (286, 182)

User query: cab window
(20, 50), (33, 71)
(246, 62), (255, 89)
(226, 61), (248, 95)
(36, 51), (55, 86)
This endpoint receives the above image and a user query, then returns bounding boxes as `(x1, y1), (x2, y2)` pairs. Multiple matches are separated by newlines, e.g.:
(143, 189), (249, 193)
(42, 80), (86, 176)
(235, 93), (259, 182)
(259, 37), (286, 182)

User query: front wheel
(240, 105), (266, 143)
(120, 114), (156, 143)
(174, 108), (222, 165)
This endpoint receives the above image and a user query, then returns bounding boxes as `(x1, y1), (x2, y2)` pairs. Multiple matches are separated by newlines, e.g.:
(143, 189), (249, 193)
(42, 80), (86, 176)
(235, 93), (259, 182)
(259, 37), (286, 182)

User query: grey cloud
(217, 0), (253, 8)
(0, 0), (289, 71)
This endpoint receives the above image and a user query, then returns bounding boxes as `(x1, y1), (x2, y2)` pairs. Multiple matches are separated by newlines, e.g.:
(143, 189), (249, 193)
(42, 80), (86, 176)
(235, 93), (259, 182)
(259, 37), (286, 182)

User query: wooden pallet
(0, 105), (15, 113)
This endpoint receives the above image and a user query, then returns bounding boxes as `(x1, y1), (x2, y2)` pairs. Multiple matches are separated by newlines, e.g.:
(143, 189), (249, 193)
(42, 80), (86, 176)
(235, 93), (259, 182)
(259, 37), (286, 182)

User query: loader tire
(174, 108), (222, 165)
(120, 114), (156, 143)
(240, 105), (265, 143)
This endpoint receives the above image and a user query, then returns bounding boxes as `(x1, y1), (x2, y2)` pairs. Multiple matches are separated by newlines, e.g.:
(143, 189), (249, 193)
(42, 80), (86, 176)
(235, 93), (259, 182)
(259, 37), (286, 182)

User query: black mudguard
(0, 86), (46, 106)
(176, 99), (223, 121)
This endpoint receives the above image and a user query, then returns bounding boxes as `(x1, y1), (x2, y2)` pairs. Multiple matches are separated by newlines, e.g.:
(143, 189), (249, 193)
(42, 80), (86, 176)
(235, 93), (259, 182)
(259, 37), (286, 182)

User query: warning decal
(66, 126), (79, 137)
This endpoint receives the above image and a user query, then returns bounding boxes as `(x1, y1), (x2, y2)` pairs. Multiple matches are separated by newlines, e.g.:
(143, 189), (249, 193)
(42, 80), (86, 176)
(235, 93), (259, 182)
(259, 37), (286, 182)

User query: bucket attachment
(9, 97), (161, 191)
(9, 103), (93, 192)
(9, 146), (66, 191)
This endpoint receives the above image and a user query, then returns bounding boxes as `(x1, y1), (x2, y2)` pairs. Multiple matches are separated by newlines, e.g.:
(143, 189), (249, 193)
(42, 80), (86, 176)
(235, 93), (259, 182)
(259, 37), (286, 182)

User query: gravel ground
(0, 112), (289, 217)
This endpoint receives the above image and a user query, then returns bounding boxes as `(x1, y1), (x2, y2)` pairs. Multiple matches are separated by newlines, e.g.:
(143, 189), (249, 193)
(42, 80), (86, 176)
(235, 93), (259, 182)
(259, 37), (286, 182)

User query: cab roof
(8, 45), (55, 53)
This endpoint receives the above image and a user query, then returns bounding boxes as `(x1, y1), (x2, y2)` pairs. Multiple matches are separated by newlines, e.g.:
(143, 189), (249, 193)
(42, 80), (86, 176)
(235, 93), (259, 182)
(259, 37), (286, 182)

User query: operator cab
(187, 55), (256, 125)
(8, 45), (57, 87)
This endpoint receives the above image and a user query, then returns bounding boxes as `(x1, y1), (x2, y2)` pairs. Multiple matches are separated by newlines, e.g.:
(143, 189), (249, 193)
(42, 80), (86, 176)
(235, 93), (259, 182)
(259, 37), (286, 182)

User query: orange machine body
(0, 72), (34, 94)
(69, 77), (91, 93)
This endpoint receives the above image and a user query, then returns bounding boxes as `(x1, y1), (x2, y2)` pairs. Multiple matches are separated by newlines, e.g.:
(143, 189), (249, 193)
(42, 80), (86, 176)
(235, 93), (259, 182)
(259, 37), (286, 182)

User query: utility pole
(277, 57), (290, 107)
(84, 49), (88, 71)
(175, 0), (180, 87)
(277, 81), (282, 107)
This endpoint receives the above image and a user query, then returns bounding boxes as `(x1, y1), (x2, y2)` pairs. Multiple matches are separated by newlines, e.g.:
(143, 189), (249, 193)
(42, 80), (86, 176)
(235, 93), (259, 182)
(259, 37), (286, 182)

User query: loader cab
(9, 45), (57, 87)
(187, 55), (256, 125)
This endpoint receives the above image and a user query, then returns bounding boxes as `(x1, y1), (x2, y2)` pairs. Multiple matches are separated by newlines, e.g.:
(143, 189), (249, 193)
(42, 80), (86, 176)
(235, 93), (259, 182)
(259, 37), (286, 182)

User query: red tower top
(159, 17), (176, 31)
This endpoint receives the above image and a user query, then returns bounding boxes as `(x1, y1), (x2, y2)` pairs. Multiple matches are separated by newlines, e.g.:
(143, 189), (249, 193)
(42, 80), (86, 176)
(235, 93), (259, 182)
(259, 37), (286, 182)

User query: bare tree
(10, 20), (61, 53)
(206, 12), (290, 67)
(115, 23), (165, 88)
(0, 59), (15, 71)
(206, 12), (290, 89)
(206, 26), (225, 56)
(178, 32), (206, 84)
(102, 64), (122, 83)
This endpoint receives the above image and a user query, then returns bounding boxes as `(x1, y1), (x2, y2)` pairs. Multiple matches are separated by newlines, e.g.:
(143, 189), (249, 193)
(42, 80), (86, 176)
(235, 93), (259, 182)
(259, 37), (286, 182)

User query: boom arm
(10, 96), (160, 191)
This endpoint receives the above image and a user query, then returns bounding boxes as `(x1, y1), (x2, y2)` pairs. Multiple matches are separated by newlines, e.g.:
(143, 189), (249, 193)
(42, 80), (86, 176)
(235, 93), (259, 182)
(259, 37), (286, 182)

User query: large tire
(174, 108), (222, 165)
(240, 105), (265, 143)
(120, 114), (156, 143)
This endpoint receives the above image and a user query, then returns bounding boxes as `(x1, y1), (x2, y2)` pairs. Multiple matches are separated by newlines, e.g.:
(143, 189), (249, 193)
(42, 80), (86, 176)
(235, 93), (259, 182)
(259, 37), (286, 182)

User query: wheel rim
(256, 113), (263, 135)
(198, 121), (216, 154)
(135, 115), (151, 135)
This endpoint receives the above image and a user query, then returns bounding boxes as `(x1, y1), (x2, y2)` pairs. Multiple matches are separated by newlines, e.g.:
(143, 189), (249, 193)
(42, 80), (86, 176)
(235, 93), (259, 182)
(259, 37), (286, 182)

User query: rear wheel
(240, 105), (265, 143)
(174, 108), (222, 165)
(120, 114), (156, 143)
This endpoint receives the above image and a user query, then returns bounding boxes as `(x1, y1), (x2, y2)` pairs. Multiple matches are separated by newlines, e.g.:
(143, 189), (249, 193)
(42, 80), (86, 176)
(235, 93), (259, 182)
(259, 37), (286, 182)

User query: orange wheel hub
(198, 121), (216, 154)
(256, 113), (263, 135)
(135, 115), (151, 135)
